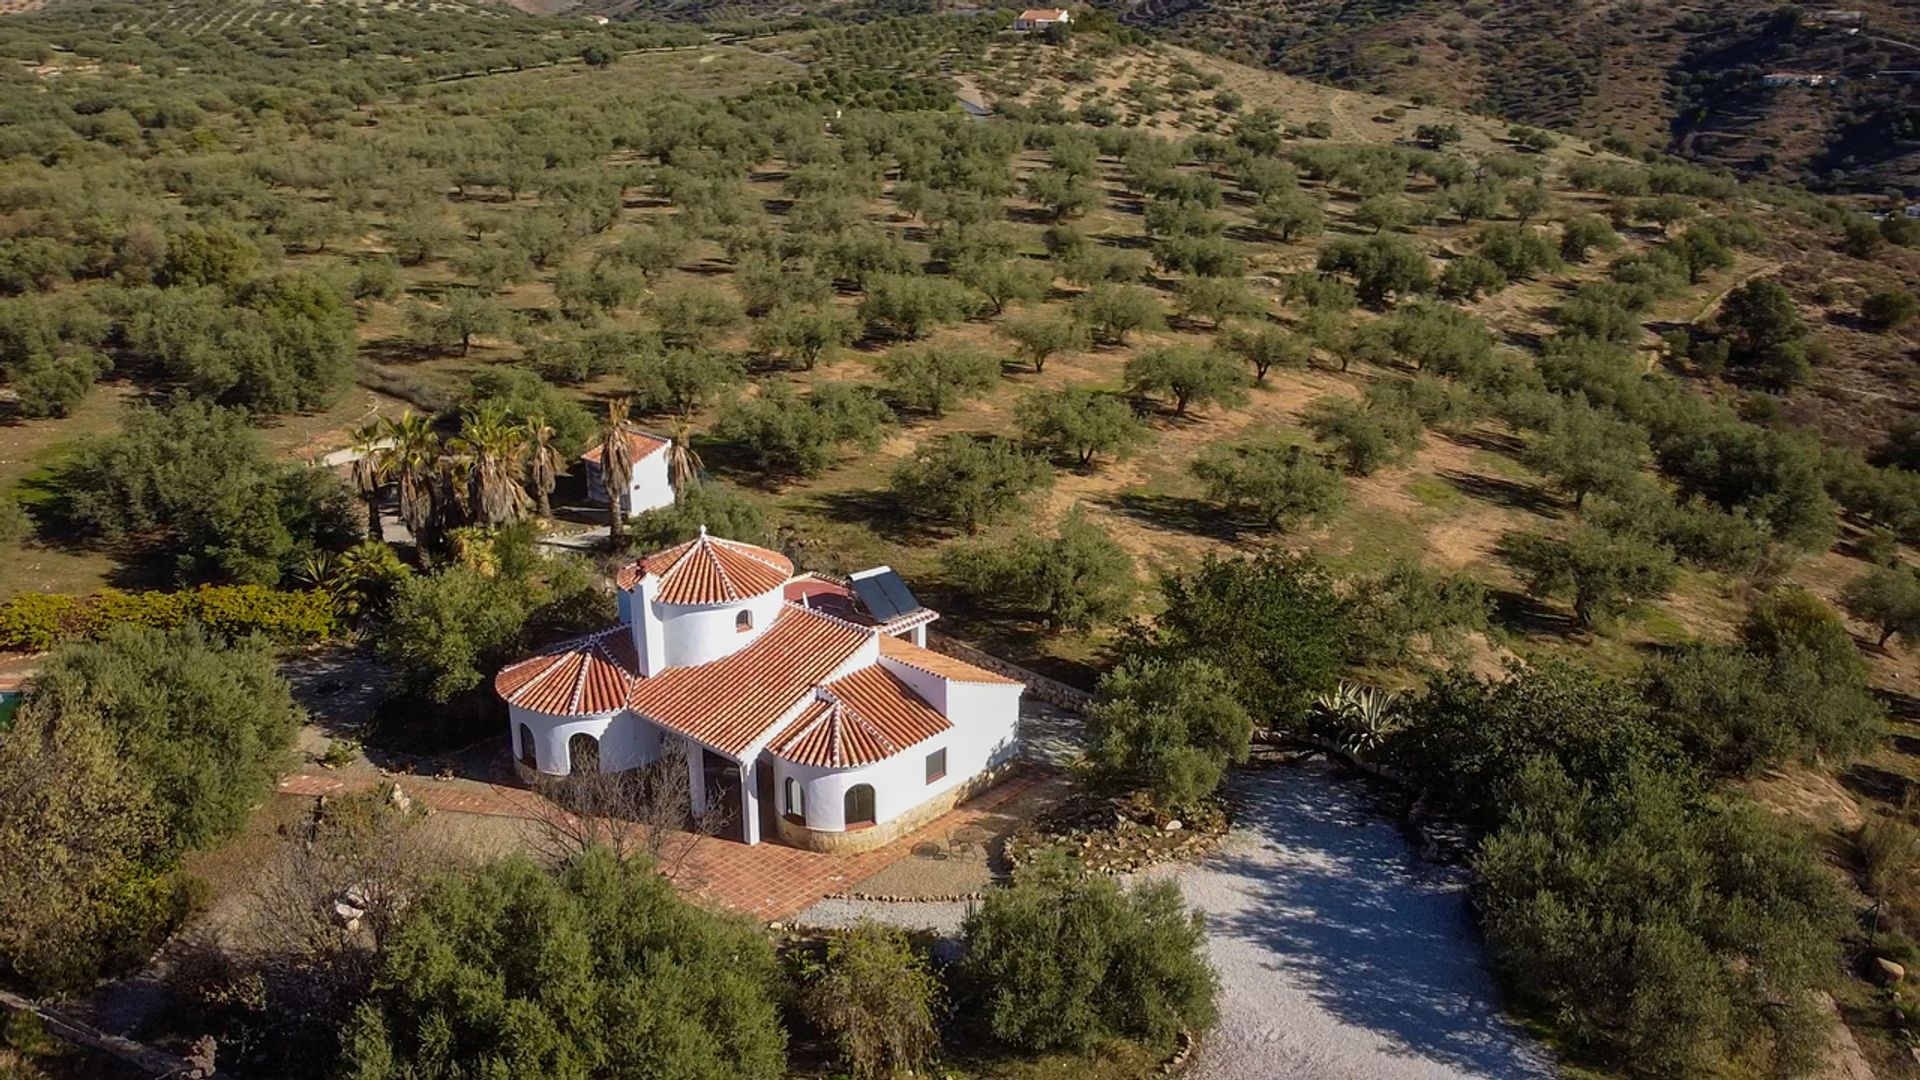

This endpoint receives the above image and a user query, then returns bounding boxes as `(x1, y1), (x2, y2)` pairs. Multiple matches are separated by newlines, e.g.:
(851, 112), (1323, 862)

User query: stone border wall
(926, 632), (1093, 713)
(0, 987), (229, 1079)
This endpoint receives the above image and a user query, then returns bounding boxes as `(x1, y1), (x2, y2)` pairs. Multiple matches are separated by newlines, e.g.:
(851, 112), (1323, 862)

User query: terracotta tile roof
(614, 530), (795, 603)
(768, 666), (952, 768)
(783, 575), (939, 632)
(1018, 8), (1069, 19)
(581, 426), (669, 465)
(879, 635), (1022, 686)
(495, 627), (640, 715)
(628, 604), (871, 756)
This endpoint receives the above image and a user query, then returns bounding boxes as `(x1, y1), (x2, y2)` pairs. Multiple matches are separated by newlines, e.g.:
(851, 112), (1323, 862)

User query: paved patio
(277, 767), (1047, 920)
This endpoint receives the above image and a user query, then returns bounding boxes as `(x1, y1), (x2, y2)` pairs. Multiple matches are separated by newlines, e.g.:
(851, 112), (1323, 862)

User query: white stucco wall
(654, 588), (787, 668)
(583, 448), (673, 513)
(508, 705), (665, 776)
(767, 678), (1022, 834)
(626, 450), (673, 514)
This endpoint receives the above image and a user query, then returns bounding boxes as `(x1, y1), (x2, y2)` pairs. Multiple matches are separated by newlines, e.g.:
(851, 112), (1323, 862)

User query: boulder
(1163, 819), (1183, 832)
(1875, 956), (1906, 985)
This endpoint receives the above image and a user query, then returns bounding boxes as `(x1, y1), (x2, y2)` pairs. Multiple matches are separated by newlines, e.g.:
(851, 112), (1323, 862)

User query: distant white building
(1013, 7), (1071, 31)
(496, 531), (1024, 851)
(580, 425), (674, 515)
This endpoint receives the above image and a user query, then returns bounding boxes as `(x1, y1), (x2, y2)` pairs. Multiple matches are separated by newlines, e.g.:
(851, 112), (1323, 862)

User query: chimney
(631, 572), (668, 677)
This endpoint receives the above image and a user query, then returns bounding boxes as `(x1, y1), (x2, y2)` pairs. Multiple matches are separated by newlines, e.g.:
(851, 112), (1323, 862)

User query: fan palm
(454, 403), (532, 527)
(348, 420), (386, 539)
(598, 396), (636, 546)
(664, 418), (703, 494)
(378, 411), (443, 552)
(522, 415), (565, 521)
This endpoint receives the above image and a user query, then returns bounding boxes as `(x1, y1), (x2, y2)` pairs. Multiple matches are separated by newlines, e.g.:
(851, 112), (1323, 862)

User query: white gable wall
(767, 672), (1022, 836)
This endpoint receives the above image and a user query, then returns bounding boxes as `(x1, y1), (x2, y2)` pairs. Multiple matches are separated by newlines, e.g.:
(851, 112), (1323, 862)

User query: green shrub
(0, 585), (338, 651)
(798, 922), (941, 1080)
(340, 849), (787, 1080)
(25, 623), (301, 857)
(960, 861), (1217, 1053)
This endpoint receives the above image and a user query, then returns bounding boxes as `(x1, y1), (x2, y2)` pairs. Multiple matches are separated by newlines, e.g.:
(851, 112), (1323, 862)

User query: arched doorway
(844, 784), (875, 829)
(518, 724), (537, 770)
(568, 733), (601, 775)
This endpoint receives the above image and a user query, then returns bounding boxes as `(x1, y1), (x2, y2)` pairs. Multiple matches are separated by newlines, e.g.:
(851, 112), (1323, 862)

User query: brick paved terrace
(277, 766), (1050, 921)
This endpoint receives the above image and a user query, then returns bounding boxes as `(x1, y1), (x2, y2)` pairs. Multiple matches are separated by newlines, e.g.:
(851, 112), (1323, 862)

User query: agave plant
(1312, 681), (1404, 757)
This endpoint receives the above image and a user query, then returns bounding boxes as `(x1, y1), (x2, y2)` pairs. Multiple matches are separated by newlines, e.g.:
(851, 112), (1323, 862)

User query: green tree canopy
(1128, 553), (1349, 730)
(890, 435), (1053, 533)
(59, 402), (359, 585)
(959, 862), (1217, 1053)
(340, 848), (787, 1080)
(1124, 347), (1248, 416)
(27, 623), (298, 857)
(941, 507), (1137, 631)
(1084, 656), (1253, 809)
(1189, 441), (1345, 530)
(1014, 386), (1147, 468)
(874, 344), (1000, 416)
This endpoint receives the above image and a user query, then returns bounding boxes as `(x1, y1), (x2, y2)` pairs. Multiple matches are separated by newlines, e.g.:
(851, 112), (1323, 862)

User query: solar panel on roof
(850, 566), (922, 622)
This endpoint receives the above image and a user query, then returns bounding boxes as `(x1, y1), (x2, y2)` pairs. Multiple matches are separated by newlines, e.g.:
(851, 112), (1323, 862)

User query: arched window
(568, 733), (601, 776)
(844, 784), (876, 829)
(518, 724), (537, 770)
(735, 609), (753, 633)
(785, 777), (805, 822)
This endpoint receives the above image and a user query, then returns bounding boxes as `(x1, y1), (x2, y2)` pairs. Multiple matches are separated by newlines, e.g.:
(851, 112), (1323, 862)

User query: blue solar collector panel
(849, 566), (923, 621)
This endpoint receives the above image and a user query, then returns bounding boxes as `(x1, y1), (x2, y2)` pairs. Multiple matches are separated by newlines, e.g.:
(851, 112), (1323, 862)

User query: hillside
(1097, 0), (1920, 191)
(1, 4), (1920, 1076)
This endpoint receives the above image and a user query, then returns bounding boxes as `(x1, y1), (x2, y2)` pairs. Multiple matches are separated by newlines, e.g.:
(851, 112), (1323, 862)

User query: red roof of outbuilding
(581, 426), (670, 465)
(494, 627), (640, 715)
(627, 604), (870, 756)
(768, 665), (952, 768)
(614, 530), (795, 604)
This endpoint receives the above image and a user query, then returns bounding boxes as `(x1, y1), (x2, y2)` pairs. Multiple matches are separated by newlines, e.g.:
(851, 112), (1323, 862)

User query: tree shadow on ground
(1488, 586), (1580, 638)
(1436, 427), (1526, 459)
(1094, 491), (1245, 542)
(1200, 770), (1557, 1078)
(798, 488), (941, 544)
(1439, 470), (1562, 518)
(1842, 763), (1914, 805)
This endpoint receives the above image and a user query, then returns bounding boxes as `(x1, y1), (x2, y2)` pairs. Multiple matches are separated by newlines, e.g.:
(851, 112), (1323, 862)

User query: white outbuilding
(1012, 7), (1072, 30)
(496, 530), (1024, 851)
(580, 425), (675, 515)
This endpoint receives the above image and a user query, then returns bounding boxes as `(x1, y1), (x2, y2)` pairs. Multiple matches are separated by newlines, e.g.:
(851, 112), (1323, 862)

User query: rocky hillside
(1093, 0), (1920, 191)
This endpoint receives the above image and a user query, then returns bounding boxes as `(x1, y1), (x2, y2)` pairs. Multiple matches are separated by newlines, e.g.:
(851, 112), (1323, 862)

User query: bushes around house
(959, 855), (1217, 1054)
(0, 584), (339, 651)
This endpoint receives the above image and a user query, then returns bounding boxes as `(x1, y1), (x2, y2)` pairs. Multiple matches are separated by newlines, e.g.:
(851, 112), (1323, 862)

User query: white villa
(1012, 7), (1071, 30)
(581, 425), (675, 515)
(495, 530), (1025, 851)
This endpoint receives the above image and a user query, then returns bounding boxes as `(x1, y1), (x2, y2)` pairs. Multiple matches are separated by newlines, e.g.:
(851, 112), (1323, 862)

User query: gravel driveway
(800, 763), (1552, 1079)
(1178, 765), (1553, 1079)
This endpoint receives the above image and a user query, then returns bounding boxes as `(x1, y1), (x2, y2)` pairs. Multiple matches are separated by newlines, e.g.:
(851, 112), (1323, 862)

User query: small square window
(925, 748), (947, 784)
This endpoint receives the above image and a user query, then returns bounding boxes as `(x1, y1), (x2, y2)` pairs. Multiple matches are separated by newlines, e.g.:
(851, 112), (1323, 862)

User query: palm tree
(379, 411), (442, 553)
(664, 418), (703, 494)
(348, 420), (386, 539)
(454, 403), (531, 527)
(523, 415), (565, 521)
(598, 396), (636, 547)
